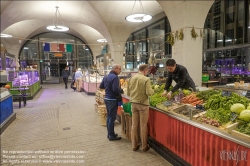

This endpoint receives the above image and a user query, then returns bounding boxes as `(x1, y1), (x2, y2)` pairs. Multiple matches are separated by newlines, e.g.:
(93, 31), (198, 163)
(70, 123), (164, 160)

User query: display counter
(121, 95), (250, 166)
(0, 88), (16, 134)
(7, 71), (42, 99)
(82, 81), (100, 95)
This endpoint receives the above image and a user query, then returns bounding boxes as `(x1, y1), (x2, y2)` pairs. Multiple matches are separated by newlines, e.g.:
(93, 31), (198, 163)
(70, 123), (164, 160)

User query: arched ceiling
(0, 1), (214, 58)
(0, 0), (165, 57)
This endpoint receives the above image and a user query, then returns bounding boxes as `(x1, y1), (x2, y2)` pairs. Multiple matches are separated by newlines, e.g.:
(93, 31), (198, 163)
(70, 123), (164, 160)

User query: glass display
(12, 71), (39, 87)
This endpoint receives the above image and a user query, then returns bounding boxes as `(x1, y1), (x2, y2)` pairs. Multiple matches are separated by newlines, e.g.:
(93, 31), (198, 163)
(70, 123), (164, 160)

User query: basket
(98, 108), (107, 126)
(202, 75), (209, 82)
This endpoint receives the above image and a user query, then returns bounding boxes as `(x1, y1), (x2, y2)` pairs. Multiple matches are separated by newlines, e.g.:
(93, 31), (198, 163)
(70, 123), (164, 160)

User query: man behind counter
(161, 59), (196, 99)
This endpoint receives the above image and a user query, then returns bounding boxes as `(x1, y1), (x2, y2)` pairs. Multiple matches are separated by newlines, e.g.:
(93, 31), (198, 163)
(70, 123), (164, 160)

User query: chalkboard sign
(196, 104), (205, 111)
(230, 112), (238, 122)
(222, 90), (232, 97)
(245, 90), (250, 99)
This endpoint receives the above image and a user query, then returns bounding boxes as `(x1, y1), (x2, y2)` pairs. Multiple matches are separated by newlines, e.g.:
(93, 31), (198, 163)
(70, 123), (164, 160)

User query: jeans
(63, 78), (68, 88)
(104, 99), (118, 137)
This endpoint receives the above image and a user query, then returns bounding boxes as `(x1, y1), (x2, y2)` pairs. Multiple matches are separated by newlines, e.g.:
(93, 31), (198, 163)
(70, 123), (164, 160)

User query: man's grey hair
(112, 64), (121, 70)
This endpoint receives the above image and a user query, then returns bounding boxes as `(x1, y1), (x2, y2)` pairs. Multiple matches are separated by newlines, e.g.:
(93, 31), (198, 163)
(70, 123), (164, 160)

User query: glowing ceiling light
(97, 39), (107, 42)
(1, 34), (12, 38)
(46, 6), (69, 32)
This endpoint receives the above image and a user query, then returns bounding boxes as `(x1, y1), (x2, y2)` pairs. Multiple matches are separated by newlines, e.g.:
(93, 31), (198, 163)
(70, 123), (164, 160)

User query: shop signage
(230, 112), (238, 122)
(196, 104), (204, 111)
(222, 90), (232, 97)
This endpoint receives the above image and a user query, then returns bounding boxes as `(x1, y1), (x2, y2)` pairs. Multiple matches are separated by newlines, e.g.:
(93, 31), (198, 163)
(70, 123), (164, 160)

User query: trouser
(76, 78), (82, 92)
(104, 99), (118, 137)
(131, 103), (149, 150)
(63, 78), (68, 88)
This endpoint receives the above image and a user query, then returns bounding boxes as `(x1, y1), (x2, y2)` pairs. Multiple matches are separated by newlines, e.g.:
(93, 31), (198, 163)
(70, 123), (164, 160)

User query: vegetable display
(196, 89), (221, 102)
(181, 94), (203, 106)
(205, 108), (231, 125)
(150, 84), (168, 107)
(236, 120), (250, 136)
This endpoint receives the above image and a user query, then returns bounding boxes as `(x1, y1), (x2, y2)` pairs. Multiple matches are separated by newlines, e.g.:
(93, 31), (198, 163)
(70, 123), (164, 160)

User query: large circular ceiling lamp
(46, 6), (69, 32)
(1, 33), (12, 38)
(125, 14), (152, 22)
(125, 0), (152, 23)
(97, 39), (107, 42)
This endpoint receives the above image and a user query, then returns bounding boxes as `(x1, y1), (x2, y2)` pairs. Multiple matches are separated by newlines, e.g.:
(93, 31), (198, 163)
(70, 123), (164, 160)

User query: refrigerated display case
(8, 70), (41, 99)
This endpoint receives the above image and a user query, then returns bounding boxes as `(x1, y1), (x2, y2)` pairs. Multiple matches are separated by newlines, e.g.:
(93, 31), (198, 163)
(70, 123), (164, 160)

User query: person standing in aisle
(99, 64), (123, 141)
(75, 68), (83, 92)
(62, 66), (70, 89)
(161, 59), (196, 99)
(127, 64), (154, 152)
(71, 68), (76, 91)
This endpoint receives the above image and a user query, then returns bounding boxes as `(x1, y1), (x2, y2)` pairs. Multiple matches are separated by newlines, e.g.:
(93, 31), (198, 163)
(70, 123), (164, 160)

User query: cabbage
(238, 110), (250, 122)
(247, 105), (250, 110)
(230, 103), (245, 114)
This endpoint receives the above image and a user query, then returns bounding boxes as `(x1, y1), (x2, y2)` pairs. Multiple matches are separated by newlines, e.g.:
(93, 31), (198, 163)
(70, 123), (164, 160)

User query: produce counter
(121, 95), (250, 166)
(213, 85), (250, 95)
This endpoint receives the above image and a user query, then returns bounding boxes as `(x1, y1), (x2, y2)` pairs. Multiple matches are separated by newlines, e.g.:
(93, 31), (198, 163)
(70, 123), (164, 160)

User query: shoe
(133, 145), (140, 151)
(107, 133), (118, 138)
(109, 136), (121, 141)
(142, 145), (150, 152)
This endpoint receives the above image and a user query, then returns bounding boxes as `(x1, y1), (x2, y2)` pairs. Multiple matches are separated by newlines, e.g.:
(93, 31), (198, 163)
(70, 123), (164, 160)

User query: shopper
(62, 66), (70, 89)
(75, 68), (83, 92)
(127, 64), (154, 152)
(99, 64), (123, 141)
(71, 68), (76, 91)
(161, 59), (196, 99)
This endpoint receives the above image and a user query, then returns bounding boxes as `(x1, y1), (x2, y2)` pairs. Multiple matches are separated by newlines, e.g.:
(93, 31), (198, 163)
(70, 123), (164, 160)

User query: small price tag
(230, 112), (238, 121)
(196, 104), (204, 111)
(245, 90), (250, 99)
(222, 90), (232, 97)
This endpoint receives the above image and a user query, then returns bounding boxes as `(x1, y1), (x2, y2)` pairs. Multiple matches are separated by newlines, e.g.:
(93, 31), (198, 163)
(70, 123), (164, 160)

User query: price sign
(245, 90), (250, 99)
(196, 104), (204, 111)
(230, 112), (238, 122)
(222, 90), (232, 97)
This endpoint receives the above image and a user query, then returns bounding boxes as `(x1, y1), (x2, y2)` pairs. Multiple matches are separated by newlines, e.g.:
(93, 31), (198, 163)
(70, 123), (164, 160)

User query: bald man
(100, 64), (123, 141)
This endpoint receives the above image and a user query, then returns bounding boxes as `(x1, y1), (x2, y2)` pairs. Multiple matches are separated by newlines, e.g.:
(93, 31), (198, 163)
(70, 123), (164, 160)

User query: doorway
(41, 62), (60, 84)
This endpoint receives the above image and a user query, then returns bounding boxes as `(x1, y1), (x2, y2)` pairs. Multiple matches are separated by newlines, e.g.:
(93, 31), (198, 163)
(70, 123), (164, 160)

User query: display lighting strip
(1, 33), (12, 38)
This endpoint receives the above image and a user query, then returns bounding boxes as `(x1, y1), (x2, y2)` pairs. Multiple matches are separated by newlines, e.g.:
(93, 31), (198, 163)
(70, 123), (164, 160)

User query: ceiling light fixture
(24, 47), (29, 49)
(46, 6), (69, 32)
(97, 39), (107, 42)
(248, 26), (250, 28)
(125, 0), (152, 22)
(1, 33), (12, 38)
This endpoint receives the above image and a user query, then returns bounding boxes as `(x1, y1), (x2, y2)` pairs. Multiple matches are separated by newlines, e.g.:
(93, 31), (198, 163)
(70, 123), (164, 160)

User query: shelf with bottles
(12, 70), (40, 87)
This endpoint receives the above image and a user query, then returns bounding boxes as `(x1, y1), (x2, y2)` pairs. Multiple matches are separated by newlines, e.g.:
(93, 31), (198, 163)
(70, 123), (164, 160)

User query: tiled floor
(1, 83), (172, 166)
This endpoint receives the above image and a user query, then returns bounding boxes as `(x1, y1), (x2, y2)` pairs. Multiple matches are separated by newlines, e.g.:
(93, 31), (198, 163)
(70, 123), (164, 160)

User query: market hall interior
(1, 83), (172, 166)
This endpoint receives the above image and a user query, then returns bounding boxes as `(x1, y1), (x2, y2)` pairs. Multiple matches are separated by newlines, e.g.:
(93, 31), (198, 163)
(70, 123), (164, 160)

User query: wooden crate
(120, 110), (132, 141)
(226, 122), (250, 141)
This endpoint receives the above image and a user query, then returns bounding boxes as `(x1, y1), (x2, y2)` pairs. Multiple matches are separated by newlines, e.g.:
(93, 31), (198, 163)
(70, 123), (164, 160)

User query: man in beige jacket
(127, 64), (154, 152)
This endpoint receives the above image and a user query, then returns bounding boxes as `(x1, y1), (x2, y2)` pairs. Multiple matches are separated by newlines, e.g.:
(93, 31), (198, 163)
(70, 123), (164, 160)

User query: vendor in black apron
(161, 59), (196, 99)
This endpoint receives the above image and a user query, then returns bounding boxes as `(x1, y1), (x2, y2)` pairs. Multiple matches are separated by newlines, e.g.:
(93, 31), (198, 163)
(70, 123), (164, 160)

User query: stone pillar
(158, 1), (214, 86)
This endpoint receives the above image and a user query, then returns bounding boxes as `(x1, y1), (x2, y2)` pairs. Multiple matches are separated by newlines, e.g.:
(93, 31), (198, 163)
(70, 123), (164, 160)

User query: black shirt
(164, 64), (196, 92)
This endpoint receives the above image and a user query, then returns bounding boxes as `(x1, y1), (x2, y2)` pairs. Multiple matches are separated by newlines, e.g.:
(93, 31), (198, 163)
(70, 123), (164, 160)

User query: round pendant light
(97, 39), (107, 42)
(125, 14), (152, 22)
(46, 25), (69, 32)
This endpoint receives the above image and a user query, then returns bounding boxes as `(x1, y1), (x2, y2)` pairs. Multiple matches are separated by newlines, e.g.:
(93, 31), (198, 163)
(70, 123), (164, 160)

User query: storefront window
(148, 20), (165, 59)
(134, 29), (146, 68)
(204, 0), (250, 49)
